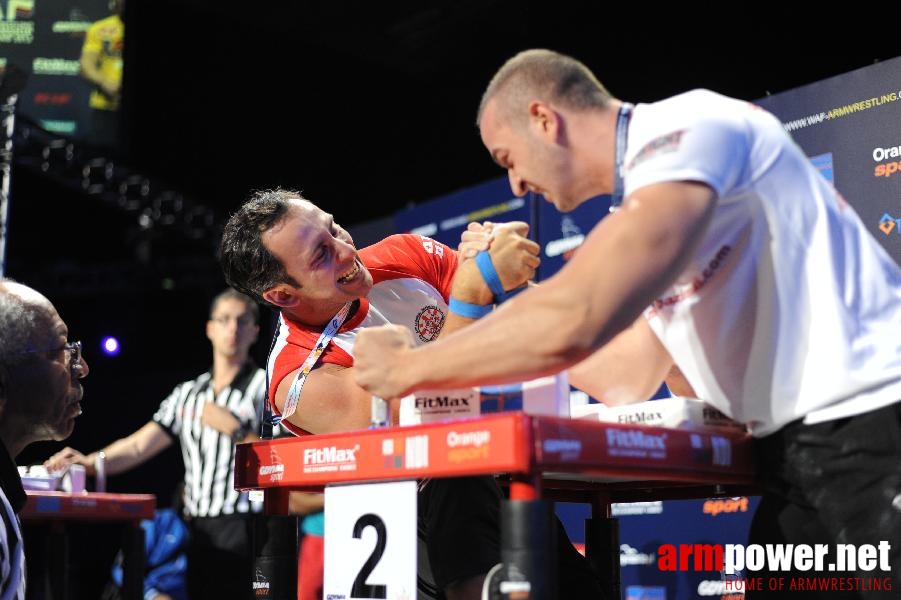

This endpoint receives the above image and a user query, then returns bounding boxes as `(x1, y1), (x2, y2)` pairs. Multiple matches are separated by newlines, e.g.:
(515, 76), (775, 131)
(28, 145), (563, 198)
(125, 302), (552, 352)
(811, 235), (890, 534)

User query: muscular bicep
(549, 180), (716, 354)
(273, 363), (373, 435)
(567, 317), (673, 406)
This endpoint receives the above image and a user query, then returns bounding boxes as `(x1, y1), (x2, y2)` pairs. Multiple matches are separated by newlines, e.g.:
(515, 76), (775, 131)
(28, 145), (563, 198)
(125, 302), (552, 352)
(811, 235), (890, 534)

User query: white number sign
(323, 480), (417, 600)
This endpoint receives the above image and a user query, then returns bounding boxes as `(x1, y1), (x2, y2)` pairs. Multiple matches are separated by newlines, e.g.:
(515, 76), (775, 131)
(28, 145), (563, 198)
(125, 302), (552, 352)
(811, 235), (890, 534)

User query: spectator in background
(45, 287), (267, 600)
(80, 0), (125, 150)
(0, 278), (89, 599)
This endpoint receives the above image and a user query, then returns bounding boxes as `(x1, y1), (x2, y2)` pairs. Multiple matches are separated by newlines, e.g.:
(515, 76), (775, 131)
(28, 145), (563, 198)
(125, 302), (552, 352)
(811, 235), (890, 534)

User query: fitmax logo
(606, 429), (667, 450)
(415, 396), (471, 409)
(617, 411), (664, 424)
(303, 445), (359, 465)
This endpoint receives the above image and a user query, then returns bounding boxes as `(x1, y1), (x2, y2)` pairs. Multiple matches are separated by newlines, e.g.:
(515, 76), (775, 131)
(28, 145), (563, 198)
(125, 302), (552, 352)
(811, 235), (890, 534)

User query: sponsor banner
(533, 418), (754, 478)
(237, 414), (755, 490)
(394, 176), (535, 250)
(756, 56), (901, 265)
(536, 193), (611, 282)
(234, 412), (529, 489)
(3, 0), (118, 141)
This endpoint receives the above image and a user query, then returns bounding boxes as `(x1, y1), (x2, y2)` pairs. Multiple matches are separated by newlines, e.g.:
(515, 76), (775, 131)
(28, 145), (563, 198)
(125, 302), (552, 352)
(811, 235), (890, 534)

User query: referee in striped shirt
(45, 288), (268, 599)
(0, 279), (90, 600)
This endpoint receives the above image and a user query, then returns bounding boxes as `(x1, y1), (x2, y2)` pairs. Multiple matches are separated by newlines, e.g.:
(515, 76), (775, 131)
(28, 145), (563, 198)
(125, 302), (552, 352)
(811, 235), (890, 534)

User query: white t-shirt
(627, 89), (901, 436)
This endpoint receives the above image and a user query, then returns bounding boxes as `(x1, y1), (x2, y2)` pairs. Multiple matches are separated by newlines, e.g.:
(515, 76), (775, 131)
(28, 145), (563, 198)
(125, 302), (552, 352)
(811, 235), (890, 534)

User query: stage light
(117, 174), (151, 212)
(101, 336), (121, 356)
(82, 157), (114, 195)
(151, 190), (184, 226)
(40, 138), (74, 173)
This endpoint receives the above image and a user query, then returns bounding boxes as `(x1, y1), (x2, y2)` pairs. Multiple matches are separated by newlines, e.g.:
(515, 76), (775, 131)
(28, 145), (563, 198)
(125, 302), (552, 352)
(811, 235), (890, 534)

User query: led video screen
(1, 0), (125, 150)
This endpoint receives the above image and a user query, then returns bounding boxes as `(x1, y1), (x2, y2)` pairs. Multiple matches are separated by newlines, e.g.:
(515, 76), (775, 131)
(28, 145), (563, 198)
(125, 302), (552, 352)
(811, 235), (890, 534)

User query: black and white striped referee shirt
(153, 361), (266, 518)
(0, 441), (26, 600)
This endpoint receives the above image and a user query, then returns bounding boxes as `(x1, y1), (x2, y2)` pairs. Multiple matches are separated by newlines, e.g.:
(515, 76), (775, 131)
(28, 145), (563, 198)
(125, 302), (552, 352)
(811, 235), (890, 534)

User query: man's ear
(528, 100), (561, 141)
(262, 286), (298, 309)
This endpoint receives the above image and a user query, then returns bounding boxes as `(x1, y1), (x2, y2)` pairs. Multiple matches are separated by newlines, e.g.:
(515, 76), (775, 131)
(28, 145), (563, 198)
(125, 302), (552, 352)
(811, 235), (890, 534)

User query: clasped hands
(355, 220), (538, 400)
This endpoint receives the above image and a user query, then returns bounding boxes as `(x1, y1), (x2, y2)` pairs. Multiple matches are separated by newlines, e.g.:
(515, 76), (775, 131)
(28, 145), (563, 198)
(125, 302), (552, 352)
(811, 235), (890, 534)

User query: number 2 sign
(324, 480), (417, 600)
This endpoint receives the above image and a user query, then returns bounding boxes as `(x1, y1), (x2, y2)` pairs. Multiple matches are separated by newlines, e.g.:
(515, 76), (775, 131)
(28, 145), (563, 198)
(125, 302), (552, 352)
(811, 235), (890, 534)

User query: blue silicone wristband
(495, 283), (528, 303)
(448, 297), (493, 319)
(475, 250), (506, 299)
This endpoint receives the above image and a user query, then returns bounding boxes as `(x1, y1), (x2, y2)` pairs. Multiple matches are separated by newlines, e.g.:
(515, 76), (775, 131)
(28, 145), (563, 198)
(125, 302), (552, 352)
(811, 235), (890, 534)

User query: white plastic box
(570, 396), (747, 432)
(398, 372), (571, 426)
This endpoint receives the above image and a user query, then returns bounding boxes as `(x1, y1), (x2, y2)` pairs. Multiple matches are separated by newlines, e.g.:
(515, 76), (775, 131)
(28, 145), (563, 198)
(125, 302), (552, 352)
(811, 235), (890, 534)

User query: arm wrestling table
(235, 412), (759, 599)
(21, 491), (155, 600)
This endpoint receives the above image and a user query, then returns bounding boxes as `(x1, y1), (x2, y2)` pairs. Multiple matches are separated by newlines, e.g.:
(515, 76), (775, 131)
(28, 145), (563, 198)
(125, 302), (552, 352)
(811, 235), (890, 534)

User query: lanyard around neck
(273, 301), (353, 425)
(610, 102), (634, 212)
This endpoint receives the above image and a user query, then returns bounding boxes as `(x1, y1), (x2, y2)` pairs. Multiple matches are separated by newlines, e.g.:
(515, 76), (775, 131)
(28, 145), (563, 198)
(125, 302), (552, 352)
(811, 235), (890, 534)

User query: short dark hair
(218, 188), (302, 306)
(477, 48), (613, 127)
(209, 287), (260, 324)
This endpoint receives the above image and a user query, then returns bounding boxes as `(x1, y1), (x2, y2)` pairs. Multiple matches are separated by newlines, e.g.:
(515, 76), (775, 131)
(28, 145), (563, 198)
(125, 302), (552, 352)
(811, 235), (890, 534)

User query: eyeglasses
(15, 341), (84, 376)
(210, 315), (256, 327)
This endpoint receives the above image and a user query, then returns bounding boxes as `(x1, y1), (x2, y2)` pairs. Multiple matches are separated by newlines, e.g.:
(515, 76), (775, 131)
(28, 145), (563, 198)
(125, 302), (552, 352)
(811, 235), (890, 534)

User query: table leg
(120, 522), (145, 600)
(499, 475), (556, 600)
(48, 522), (68, 600)
(585, 496), (621, 600)
(585, 518), (621, 600)
(251, 514), (298, 600)
(263, 489), (291, 515)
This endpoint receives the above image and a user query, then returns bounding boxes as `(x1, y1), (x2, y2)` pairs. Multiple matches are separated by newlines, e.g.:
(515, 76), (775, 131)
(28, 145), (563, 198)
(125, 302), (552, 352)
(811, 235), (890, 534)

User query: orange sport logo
(874, 145), (901, 177)
(702, 497), (750, 517)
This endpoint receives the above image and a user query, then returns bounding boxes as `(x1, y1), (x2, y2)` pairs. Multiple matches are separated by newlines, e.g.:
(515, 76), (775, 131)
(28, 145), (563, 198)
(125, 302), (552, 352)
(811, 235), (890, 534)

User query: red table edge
(234, 412), (759, 498)
(21, 491), (156, 521)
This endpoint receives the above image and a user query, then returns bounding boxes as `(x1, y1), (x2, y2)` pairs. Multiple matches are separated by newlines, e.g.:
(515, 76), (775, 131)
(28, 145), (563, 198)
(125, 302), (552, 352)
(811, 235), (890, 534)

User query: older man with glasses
(0, 278), (89, 599)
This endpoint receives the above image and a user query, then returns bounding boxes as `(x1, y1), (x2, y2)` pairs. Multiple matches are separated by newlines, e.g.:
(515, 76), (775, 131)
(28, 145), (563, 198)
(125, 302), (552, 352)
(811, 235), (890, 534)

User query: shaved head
(477, 48), (613, 128)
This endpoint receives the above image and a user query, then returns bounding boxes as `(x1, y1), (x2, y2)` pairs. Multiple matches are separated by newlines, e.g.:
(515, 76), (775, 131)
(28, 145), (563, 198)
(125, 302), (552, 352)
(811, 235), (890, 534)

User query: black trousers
(747, 402), (901, 599)
(187, 514), (254, 600)
(417, 476), (607, 599)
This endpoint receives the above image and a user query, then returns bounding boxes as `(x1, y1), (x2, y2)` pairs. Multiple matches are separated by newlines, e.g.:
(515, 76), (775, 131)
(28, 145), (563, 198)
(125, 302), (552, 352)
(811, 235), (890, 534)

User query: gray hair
(477, 48), (614, 127)
(0, 278), (51, 367)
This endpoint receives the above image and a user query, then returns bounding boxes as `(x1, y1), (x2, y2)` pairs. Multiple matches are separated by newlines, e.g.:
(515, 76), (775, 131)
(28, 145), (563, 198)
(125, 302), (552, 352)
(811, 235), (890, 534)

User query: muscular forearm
(565, 316), (674, 405)
(404, 281), (595, 393)
(390, 191), (709, 395)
